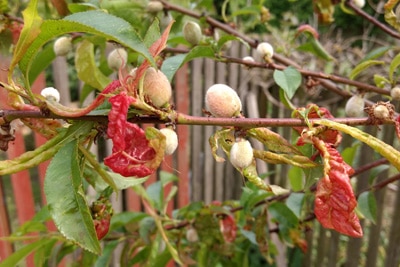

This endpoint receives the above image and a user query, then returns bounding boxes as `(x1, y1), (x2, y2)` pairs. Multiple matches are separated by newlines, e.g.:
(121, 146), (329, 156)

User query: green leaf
(273, 66), (302, 99)
(288, 166), (304, 191)
(147, 181), (163, 211)
(373, 74), (390, 88)
(28, 44), (55, 84)
(144, 18), (161, 48)
(297, 38), (333, 61)
(268, 202), (299, 243)
(286, 193), (305, 218)
(341, 142), (361, 166)
(44, 140), (101, 254)
(361, 46), (391, 62)
(20, 10), (153, 82)
(75, 39), (111, 90)
(349, 60), (384, 80)
(94, 240), (119, 267)
(10, 0), (42, 76)
(110, 212), (148, 232)
(0, 239), (54, 267)
(357, 191), (377, 224)
(389, 53), (400, 82)
(161, 53), (187, 82)
(182, 45), (216, 64)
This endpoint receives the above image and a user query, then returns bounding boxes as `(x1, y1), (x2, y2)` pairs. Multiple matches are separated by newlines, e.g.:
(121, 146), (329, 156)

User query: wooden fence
(1, 41), (400, 266)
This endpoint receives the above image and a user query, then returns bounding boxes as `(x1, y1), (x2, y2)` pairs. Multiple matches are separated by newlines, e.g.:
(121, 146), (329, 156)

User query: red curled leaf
(313, 137), (362, 238)
(104, 92), (165, 177)
(219, 214), (237, 243)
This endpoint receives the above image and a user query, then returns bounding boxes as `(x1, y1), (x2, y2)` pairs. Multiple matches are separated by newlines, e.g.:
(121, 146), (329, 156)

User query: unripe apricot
(353, 0), (365, 8)
(53, 36), (72, 56)
(143, 67), (172, 107)
(41, 87), (60, 102)
(186, 228), (199, 243)
(256, 42), (274, 60)
(390, 86), (400, 101)
(183, 21), (202, 45)
(205, 84), (242, 118)
(229, 139), (253, 169)
(107, 48), (128, 71)
(146, 1), (163, 13)
(345, 95), (365, 117)
(373, 104), (390, 120)
(160, 128), (178, 155)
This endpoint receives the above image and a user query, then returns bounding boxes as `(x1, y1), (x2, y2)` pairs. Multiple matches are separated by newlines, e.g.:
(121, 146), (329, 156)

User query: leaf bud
(41, 87), (60, 102)
(390, 86), (400, 101)
(53, 36), (72, 56)
(205, 84), (242, 118)
(143, 67), (172, 107)
(345, 95), (365, 117)
(229, 139), (253, 169)
(256, 42), (274, 60)
(160, 128), (178, 155)
(107, 48), (128, 71)
(146, 1), (163, 13)
(183, 21), (202, 45)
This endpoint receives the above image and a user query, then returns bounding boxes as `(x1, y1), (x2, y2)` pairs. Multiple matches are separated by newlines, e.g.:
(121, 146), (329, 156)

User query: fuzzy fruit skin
(391, 86), (400, 101)
(353, 0), (365, 8)
(41, 87), (60, 102)
(345, 95), (365, 117)
(146, 1), (163, 13)
(229, 139), (253, 169)
(205, 84), (242, 118)
(160, 128), (178, 155)
(53, 36), (72, 56)
(186, 228), (199, 243)
(183, 21), (202, 45)
(242, 56), (255, 63)
(373, 104), (390, 120)
(107, 48), (128, 71)
(256, 42), (274, 60)
(143, 67), (172, 107)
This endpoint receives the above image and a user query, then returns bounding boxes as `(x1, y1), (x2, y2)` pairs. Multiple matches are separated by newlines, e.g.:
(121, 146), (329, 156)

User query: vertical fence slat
(175, 63), (190, 208)
(384, 180), (400, 267)
(191, 59), (204, 202)
(0, 179), (12, 261)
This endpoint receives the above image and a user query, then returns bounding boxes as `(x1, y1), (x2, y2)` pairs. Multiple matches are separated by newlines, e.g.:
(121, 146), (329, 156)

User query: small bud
(183, 21), (202, 45)
(345, 95), (365, 117)
(229, 139), (253, 169)
(53, 36), (72, 56)
(353, 0), (365, 8)
(160, 12), (173, 30)
(242, 56), (255, 63)
(256, 42), (274, 61)
(186, 228), (199, 243)
(41, 87), (60, 102)
(146, 1), (163, 13)
(391, 86), (400, 101)
(373, 104), (390, 120)
(107, 48), (128, 71)
(205, 84), (242, 118)
(160, 128), (178, 155)
(143, 67), (172, 107)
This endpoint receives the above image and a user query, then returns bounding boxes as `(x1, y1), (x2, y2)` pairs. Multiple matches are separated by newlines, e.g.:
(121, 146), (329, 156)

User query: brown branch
(345, 0), (400, 40)
(357, 173), (400, 196)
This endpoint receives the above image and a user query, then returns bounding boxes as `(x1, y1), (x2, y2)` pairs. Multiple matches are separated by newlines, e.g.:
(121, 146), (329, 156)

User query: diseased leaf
(349, 60), (384, 80)
(253, 150), (317, 168)
(357, 191), (377, 224)
(75, 39), (111, 90)
(209, 128), (235, 162)
(247, 127), (301, 154)
(44, 140), (101, 254)
(273, 66), (301, 99)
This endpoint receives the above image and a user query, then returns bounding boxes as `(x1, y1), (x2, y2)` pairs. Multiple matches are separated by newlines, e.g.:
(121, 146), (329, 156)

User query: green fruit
(107, 48), (128, 71)
(183, 21), (202, 46)
(53, 36), (72, 56)
(345, 95), (365, 117)
(143, 67), (172, 107)
(229, 139), (253, 169)
(160, 128), (178, 155)
(205, 84), (242, 118)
